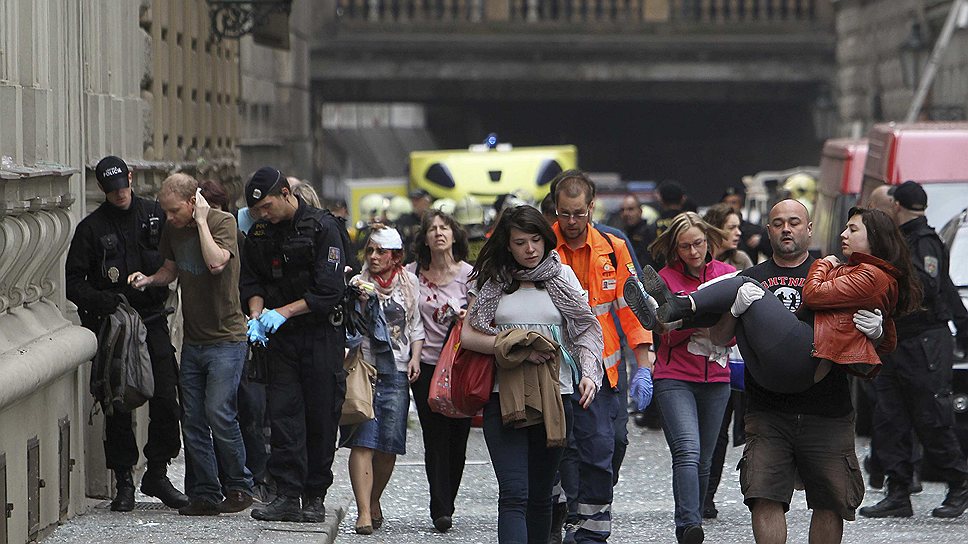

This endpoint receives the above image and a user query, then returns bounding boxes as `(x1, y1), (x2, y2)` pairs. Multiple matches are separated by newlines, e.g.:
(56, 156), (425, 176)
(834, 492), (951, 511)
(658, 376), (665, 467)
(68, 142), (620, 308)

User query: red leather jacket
(803, 253), (899, 374)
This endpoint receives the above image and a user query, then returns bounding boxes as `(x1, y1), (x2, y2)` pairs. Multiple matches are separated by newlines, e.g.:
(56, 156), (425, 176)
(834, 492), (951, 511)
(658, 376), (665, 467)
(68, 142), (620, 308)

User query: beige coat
(494, 329), (566, 448)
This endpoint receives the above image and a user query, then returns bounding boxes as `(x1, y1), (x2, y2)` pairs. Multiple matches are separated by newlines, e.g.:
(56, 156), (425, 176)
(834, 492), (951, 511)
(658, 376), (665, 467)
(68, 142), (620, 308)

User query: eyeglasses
(621, 207), (639, 212)
(677, 238), (707, 252)
(556, 210), (590, 221)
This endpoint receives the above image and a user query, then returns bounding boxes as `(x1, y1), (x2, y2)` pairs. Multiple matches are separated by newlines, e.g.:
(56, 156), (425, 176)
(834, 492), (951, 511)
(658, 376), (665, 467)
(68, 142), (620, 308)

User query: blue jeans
(180, 341), (253, 502)
(654, 378), (730, 529)
(483, 393), (566, 544)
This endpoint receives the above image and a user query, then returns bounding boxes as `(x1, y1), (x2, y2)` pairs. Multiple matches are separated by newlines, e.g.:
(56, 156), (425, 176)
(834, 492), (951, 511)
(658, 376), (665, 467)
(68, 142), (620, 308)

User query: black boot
(863, 455), (884, 490)
(549, 501), (567, 544)
(859, 480), (913, 518)
(140, 460), (189, 509)
(111, 469), (135, 512)
(623, 276), (659, 330)
(932, 480), (968, 518)
(641, 266), (693, 323)
(301, 495), (326, 523)
(910, 465), (923, 494)
(251, 495), (303, 522)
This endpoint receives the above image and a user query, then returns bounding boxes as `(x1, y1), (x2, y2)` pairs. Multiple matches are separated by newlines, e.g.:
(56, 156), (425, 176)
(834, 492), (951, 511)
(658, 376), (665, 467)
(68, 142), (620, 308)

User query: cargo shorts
(739, 410), (865, 521)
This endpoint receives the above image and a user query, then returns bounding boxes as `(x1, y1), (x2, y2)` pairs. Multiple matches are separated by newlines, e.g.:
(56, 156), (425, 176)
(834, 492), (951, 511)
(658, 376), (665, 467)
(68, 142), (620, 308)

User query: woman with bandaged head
(342, 226), (424, 535)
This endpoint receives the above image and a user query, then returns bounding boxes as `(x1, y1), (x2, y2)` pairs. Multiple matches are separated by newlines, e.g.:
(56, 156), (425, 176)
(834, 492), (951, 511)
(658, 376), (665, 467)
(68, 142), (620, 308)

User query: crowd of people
(66, 156), (968, 544)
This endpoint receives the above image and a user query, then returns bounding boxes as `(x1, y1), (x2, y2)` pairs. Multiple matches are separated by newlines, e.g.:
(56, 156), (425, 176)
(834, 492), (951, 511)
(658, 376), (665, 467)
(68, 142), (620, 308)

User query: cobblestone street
(45, 407), (968, 543)
(329, 418), (967, 543)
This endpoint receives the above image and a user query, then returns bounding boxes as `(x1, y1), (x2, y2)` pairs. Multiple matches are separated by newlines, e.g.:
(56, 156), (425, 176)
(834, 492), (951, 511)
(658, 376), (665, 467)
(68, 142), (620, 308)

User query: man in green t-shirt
(130, 173), (254, 516)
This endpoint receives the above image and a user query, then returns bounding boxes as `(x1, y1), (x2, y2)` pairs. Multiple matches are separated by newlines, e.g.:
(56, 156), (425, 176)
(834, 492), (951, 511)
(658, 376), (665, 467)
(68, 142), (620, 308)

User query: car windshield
(923, 183), (968, 230)
(950, 224), (968, 287)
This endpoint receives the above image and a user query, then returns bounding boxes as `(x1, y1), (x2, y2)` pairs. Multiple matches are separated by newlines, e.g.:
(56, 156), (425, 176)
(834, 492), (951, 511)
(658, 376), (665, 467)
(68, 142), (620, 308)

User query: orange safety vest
(554, 223), (653, 388)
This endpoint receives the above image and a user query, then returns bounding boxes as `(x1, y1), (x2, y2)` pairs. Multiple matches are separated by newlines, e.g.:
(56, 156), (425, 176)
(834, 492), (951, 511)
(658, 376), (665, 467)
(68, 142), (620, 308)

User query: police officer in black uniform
(65, 156), (188, 511)
(860, 181), (968, 519)
(239, 167), (349, 522)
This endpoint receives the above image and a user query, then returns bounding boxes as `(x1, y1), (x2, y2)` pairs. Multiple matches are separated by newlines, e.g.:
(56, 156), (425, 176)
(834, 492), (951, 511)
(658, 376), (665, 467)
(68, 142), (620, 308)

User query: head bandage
(370, 227), (403, 250)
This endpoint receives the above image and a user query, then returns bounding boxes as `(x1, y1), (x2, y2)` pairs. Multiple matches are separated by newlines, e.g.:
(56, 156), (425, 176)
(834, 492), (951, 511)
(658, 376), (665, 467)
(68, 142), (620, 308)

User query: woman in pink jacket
(645, 212), (736, 544)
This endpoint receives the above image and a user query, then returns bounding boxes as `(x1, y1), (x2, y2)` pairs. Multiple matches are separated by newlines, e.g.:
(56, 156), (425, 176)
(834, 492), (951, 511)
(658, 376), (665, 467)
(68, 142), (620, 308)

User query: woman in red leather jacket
(628, 207), (922, 395)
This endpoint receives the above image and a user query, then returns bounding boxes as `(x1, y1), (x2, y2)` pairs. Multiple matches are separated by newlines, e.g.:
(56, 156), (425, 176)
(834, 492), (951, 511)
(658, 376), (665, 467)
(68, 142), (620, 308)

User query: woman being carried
(626, 207), (922, 394)
(461, 205), (604, 544)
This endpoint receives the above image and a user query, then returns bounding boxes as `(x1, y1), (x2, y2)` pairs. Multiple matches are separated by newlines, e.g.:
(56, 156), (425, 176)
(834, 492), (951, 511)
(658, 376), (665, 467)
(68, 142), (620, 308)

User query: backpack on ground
(90, 295), (154, 415)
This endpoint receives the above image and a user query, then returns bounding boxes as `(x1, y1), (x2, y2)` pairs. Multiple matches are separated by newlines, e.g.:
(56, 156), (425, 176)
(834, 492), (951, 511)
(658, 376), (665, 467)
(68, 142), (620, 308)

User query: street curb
(253, 499), (349, 543)
(324, 499), (349, 544)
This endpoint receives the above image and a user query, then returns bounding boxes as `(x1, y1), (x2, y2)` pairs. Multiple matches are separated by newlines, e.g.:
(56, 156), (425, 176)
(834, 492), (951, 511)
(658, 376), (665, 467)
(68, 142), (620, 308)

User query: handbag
(340, 345), (377, 425)
(429, 321), (472, 418)
(451, 340), (495, 416)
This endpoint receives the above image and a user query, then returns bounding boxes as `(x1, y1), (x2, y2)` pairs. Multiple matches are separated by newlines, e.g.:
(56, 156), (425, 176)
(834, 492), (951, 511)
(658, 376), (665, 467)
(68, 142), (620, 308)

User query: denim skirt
(340, 370), (410, 455)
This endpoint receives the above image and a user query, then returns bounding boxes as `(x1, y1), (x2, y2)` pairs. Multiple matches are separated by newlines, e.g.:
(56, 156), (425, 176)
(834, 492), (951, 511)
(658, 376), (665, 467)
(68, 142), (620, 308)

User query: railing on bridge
(335, 0), (830, 24)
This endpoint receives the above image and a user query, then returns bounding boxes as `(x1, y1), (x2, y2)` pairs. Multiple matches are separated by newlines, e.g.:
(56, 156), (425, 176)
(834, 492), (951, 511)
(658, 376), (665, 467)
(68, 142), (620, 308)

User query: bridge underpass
(310, 0), (837, 203)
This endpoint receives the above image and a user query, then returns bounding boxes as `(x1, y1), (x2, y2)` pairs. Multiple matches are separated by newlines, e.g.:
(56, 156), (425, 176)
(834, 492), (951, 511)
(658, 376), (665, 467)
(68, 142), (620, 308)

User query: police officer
(65, 156), (188, 511)
(860, 181), (968, 519)
(239, 167), (350, 522)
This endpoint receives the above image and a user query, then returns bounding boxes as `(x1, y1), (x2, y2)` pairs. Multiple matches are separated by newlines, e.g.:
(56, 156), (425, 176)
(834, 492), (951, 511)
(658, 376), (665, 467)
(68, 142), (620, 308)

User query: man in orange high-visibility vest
(552, 170), (654, 543)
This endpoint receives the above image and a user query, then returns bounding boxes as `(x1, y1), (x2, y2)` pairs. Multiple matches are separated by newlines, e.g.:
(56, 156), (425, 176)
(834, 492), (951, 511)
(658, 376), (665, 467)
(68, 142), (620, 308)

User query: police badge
(924, 255), (939, 278)
(107, 266), (120, 283)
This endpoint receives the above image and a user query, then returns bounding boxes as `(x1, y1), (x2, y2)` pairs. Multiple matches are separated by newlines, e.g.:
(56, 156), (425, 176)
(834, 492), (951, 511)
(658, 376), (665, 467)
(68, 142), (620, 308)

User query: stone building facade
(0, 0), (284, 541)
(1, 1), (131, 541)
(835, 0), (968, 135)
(238, 0), (314, 186)
(141, 0), (242, 197)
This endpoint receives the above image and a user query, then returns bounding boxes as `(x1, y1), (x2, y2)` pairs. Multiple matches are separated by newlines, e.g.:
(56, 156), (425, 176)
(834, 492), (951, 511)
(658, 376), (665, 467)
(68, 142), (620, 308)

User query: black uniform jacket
(65, 196), (169, 329)
(896, 216), (952, 339)
(239, 197), (349, 322)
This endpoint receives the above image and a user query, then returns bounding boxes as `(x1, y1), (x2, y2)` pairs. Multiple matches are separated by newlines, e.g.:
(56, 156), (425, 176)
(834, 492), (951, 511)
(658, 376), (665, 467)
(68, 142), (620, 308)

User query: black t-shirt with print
(740, 256), (852, 417)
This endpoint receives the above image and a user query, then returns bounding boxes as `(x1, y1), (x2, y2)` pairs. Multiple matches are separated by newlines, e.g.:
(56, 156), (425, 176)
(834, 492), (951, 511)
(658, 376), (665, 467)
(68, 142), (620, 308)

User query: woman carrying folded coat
(461, 205), (604, 544)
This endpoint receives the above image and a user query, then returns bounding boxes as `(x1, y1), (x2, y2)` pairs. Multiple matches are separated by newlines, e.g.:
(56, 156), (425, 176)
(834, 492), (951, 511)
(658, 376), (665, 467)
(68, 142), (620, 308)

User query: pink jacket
(653, 259), (736, 383)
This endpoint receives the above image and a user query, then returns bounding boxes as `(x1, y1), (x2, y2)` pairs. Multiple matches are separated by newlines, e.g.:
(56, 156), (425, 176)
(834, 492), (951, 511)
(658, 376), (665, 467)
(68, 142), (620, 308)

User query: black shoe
(110, 469), (135, 512)
(932, 481), (968, 518)
(218, 490), (254, 513)
(641, 265), (693, 323)
(251, 495), (303, 522)
(859, 483), (913, 518)
(178, 498), (221, 516)
(676, 524), (704, 544)
(624, 276), (659, 330)
(140, 464), (189, 509)
(702, 500), (718, 519)
(301, 495), (326, 523)
(433, 515), (452, 533)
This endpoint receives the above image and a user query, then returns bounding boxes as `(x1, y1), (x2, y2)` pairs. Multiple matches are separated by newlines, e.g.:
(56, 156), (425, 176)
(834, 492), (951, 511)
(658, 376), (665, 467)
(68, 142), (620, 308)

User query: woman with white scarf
(461, 205), (604, 544)
(343, 227), (424, 535)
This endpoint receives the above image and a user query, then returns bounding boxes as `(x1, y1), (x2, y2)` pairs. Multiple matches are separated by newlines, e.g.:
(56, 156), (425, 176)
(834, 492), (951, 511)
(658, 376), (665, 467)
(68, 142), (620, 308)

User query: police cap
(888, 180), (928, 211)
(95, 156), (130, 193)
(246, 166), (285, 208)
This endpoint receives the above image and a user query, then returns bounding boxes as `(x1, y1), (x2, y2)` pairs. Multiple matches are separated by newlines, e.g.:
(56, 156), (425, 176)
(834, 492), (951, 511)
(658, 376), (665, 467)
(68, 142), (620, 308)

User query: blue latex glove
(259, 309), (288, 334)
(630, 367), (654, 411)
(246, 319), (267, 346)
